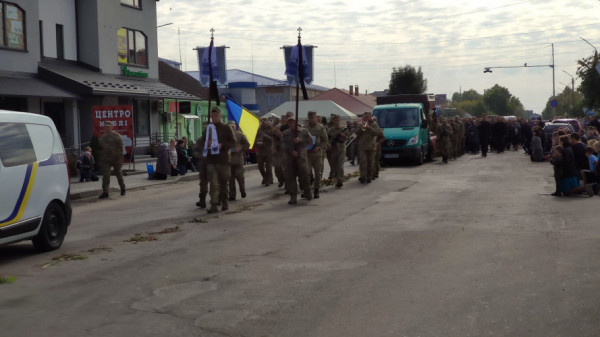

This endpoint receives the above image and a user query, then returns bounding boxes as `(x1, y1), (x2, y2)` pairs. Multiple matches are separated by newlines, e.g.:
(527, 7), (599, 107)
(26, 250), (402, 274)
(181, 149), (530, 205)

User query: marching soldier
(194, 121), (209, 208)
(200, 107), (236, 213)
(373, 116), (385, 179)
(437, 117), (453, 163)
(228, 122), (250, 201)
(327, 114), (350, 188)
(256, 117), (276, 186)
(356, 111), (380, 183)
(281, 116), (313, 204)
(98, 121), (126, 199)
(305, 111), (329, 198)
(273, 114), (288, 188)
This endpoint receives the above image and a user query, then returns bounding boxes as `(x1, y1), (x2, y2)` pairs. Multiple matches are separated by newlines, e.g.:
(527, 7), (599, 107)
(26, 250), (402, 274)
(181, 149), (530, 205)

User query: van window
(0, 122), (37, 167)
(27, 124), (54, 160)
(374, 108), (420, 128)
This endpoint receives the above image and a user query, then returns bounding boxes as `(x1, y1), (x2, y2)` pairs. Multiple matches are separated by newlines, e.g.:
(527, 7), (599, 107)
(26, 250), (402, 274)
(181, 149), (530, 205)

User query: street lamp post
(561, 70), (575, 116)
(483, 43), (556, 118)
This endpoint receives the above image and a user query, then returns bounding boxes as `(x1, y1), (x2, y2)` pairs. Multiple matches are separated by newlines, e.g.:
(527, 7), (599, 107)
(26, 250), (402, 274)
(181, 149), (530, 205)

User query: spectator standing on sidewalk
(98, 122), (126, 199)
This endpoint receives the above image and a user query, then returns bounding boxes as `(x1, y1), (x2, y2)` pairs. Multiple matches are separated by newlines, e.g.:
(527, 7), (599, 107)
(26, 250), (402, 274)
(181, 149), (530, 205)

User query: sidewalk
(70, 163), (258, 200)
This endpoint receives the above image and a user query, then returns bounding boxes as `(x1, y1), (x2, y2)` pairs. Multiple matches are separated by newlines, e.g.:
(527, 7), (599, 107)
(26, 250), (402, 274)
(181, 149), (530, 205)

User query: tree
(452, 89), (482, 103)
(541, 85), (585, 119)
(483, 84), (524, 117)
(576, 52), (600, 111)
(388, 65), (427, 95)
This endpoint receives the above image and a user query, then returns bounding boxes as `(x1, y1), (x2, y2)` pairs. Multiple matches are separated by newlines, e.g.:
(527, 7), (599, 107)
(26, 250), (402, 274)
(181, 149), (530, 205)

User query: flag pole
(207, 28), (214, 121)
(295, 27), (302, 131)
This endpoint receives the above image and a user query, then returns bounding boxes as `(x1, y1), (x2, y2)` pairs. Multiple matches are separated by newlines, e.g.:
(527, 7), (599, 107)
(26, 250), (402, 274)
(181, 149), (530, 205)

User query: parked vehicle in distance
(552, 118), (581, 133)
(543, 123), (574, 141)
(374, 94), (436, 165)
(0, 110), (72, 251)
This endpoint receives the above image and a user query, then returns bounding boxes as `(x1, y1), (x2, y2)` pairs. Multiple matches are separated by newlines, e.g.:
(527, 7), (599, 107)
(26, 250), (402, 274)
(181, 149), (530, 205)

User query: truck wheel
(32, 202), (67, 252)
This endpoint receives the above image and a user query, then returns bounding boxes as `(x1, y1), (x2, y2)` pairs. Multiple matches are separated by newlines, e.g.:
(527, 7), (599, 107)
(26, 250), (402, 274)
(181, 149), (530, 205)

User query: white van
(0, 110), (72, 251)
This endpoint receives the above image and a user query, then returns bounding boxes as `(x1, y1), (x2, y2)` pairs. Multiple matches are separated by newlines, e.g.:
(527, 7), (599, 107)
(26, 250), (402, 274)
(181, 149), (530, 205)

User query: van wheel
(415, 148), (424, 165)
(32, 202), (67, 252)
(426, 140), (433, 161)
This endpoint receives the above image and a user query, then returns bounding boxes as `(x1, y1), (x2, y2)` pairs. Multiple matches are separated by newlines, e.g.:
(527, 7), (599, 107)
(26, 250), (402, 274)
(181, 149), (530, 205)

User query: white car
(0, 110), (72, 251)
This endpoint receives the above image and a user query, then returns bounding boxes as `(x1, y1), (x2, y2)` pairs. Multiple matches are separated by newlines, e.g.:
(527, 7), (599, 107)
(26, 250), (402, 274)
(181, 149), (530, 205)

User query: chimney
(348, 85), (353, 96)
(355, 85), (359, 96)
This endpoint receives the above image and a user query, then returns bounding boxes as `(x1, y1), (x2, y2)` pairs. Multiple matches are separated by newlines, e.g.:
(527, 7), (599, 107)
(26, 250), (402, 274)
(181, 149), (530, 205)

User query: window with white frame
(0, 1), (26, 51)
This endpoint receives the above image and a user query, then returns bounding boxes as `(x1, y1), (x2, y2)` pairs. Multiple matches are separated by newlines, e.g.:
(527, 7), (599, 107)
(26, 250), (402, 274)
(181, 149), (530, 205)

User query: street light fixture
(157, 22), (173, 28)
(561, 70), (576, 116)
(484, 43), (556, 118)
(580, 36), (598, 55)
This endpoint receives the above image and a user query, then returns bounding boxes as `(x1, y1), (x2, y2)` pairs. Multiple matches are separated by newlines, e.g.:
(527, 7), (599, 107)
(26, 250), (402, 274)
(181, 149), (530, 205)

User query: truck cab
(373, 94), (435, 165)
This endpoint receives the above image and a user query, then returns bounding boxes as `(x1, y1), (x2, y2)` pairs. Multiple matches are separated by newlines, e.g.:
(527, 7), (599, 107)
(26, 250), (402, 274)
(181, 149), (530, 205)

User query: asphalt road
(2, 150), (600, 337)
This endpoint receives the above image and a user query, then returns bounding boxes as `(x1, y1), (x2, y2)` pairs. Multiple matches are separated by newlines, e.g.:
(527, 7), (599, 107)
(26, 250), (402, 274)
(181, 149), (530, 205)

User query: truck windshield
(374, 108), (420, 128)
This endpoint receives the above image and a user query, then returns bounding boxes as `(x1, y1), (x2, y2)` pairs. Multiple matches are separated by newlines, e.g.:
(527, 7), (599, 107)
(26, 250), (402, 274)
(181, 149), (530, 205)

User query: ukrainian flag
(226, 99), (260, 149)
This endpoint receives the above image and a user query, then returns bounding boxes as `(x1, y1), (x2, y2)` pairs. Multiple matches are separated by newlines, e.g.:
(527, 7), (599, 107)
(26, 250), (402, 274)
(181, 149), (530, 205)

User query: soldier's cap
(211, 107), (221, 113)
(285, 111), (294, 117)
(104, 121), (115, 127)
(330, 114), (340, 119)
(287, 116), (296, 121)
(228, 121), (237, 126)
(261, 116), (269, 121)
(307, 111), (317, 116)
(363, 111), (372, 117)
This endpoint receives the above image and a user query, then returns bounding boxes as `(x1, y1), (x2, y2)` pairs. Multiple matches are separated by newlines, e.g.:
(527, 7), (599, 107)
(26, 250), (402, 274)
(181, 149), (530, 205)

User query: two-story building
(0, 0), (199, 153)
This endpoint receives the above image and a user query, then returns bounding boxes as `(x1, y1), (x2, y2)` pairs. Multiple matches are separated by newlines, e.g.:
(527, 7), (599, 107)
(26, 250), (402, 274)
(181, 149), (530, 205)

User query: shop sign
(122, 65), (148, 78)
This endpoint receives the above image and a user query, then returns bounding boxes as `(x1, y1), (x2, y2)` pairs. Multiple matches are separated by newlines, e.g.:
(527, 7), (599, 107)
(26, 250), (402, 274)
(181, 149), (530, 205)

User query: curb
(70, 163), (259, 200)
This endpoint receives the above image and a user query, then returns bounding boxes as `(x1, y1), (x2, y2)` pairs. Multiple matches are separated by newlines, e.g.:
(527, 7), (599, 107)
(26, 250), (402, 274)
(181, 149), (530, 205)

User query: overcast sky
(156, 0), (600, 114)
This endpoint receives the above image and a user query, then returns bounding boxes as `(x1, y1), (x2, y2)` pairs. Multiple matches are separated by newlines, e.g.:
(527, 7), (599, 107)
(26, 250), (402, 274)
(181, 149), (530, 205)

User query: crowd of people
(188, 107), (383, 212)
(95, 110), (600, 204)
(434, 114), (600, 197)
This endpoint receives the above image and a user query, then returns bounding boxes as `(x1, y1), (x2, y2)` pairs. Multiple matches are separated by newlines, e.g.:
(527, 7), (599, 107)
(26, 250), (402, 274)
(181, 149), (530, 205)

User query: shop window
(0, 2), (26, 51)
(117, 28), (147, 67)
(121, 0), (141, 9)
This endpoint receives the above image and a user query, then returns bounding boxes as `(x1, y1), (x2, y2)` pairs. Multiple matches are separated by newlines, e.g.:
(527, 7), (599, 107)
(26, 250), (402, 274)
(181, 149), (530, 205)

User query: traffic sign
(551, 99), (558, 107)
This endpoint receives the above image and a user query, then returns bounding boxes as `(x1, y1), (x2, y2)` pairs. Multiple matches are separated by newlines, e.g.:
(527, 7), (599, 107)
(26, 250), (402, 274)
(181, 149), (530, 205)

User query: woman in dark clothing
(150, 143), (170, 180)
(176, 140), (189, 175)
(554, 135), (593, 197)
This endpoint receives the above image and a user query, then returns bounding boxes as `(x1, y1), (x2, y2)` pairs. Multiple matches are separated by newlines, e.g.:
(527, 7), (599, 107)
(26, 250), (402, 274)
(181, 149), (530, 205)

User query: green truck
(373, 94), (436, 165)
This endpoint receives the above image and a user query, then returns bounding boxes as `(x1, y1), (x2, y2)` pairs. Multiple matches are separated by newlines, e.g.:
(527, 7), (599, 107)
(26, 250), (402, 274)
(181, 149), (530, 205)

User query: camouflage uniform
(327, 115), (350, 187)
(200, 121), (236, 212)
(256, 122), (276, 185)
(229, 126), (250, 201)
(282, 119), (313, 204)
(193, 136), (208, 208)
(437, 119), (453, 163)
(305, 113), (329, 198)
(356, 112), (381, 183)
(99, 128), (125, 196)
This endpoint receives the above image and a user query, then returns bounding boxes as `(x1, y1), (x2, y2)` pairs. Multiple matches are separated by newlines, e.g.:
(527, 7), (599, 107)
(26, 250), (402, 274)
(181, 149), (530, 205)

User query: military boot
(196, 195), (206, 208)
(222, 200), (229, 211)
(313, 189), (319, 199)
(288, 195), (297, 205)
(207, 205), (219, 213)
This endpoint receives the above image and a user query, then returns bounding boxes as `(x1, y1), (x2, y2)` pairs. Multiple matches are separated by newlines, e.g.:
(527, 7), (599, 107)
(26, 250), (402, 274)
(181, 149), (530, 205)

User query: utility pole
(178, 28), (182, 66)
(552, 43), (556, 119)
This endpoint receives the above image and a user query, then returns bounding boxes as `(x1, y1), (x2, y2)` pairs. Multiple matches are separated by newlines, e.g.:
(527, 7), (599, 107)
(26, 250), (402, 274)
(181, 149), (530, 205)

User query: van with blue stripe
(0, 110), (72, 251)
